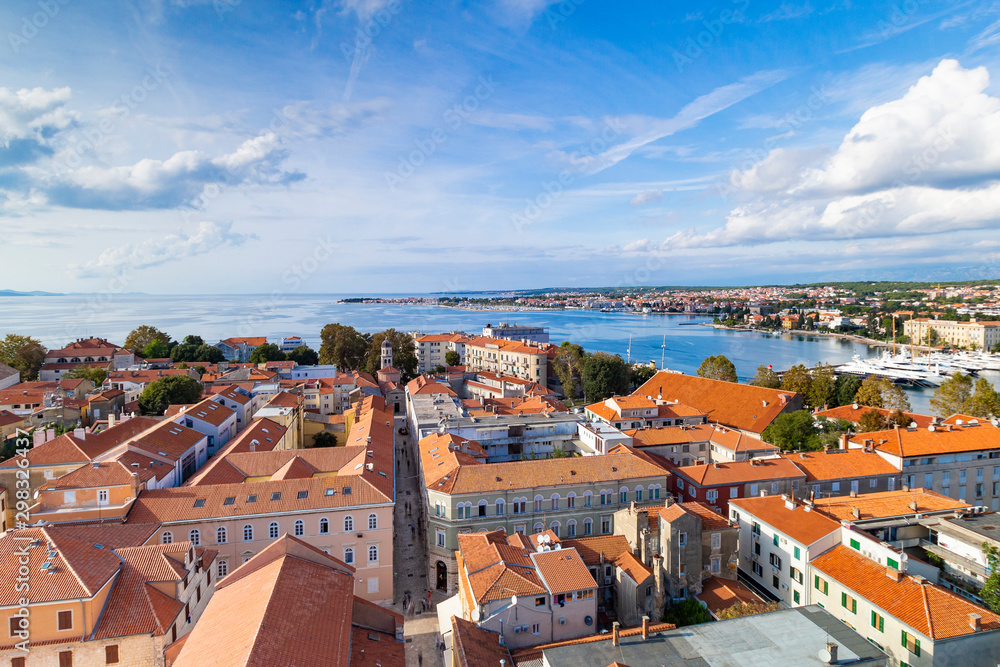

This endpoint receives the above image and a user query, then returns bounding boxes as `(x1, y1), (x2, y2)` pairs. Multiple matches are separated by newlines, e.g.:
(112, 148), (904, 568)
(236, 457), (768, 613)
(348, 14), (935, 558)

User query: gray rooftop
(938, 511), (1000, 544)
(537, 606), (887, 667)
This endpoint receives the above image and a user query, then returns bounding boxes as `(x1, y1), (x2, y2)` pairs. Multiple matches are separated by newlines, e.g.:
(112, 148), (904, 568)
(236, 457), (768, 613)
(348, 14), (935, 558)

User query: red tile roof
(633, 372), (799, 433)
(675, 458), (805, 487)
(812, 489), (969, 522)
(812, 545), (1000, 640)
(816, 404), (933, 428)
(781, 449), (899, 482)
(849, 422), (1000, 457)
(729, 495), (840, 545)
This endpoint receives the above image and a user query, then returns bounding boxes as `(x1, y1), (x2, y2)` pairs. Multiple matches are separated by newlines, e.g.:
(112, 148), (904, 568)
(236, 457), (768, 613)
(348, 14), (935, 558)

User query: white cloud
(495, 0), (559, 24)
(630, 190), (663, 206)
(68, 221), (258, 278)
(555, 70), (790, 176)
(39, 133), (303, 210)
(758, 3), (814, 22)
(0, 87), (78, 166)
(658, 59), (1000, 250)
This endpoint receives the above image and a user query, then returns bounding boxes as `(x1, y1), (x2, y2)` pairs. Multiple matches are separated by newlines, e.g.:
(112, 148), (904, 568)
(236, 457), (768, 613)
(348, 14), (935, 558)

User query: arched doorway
(436, 561), (448, 591)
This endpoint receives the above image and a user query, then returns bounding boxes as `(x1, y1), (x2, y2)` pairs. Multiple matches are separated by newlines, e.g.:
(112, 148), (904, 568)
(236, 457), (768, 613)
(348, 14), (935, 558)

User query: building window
(105, 645), (119, 664)
(319, 518), (329, 534)
(57, 610), (73, 631)
(534, 522), (544, 533)
(437, 530), (445, 547)
(567, 520), (577, 537)
(368, 545), (378, 562)
(161, 532), (173, 544)
(496, 499), (505, 515)
(872, 611), (884, 632)
(793, 546), (800, 560)
(901, 631), (920, 656)
(217, 560), (228, 577)
(680, 564), (686, 576)
(216, 527), (227, 544)
(620, 487), (628, 504)
(706, 489), (718, 503)
(532, 623), (541, 635)
(534, 496), (544, 512)
(793, 590), (800, 604)
(344, 548), (354, 564)
(294, 520), (304, 537)
(814, 575), (828, 595)
(269, 522), (279, 539)
(243, 525), (254, 541)
(772, 575), (779, 589)
(711, 557), (720, 574)
(345, 516), (354, 532)
(750, 484), (758, 496)
(584, 491), (592, 507)
(679, 532), (687, 546)
(59, 651), (72, 667)
(189, 530), (200, 546)
(369, 513), (378, 530)
(601, 517), (611, 534)
(567, 493), (575, 508)
(635, 487), (643, 502)
(584, 519), (593, 536)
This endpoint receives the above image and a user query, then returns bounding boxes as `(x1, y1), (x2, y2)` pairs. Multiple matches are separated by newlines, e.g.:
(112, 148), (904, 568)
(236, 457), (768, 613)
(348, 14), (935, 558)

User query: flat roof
(537, 605), (887, 666)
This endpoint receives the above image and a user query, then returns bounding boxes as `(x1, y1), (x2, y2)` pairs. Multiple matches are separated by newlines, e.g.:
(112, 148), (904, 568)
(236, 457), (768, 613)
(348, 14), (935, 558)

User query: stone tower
(380, 338), (393, 370)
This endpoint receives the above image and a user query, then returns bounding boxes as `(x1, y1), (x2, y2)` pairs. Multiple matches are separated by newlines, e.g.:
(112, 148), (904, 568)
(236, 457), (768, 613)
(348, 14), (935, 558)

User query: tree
(169, 344), (197, 363)
(762, 410), (821, 451)
(312, 431), (338, 448)
(582, 352), (631, 402)
(716, 600), (782, 620)
(445, 350), (461, 367)
(697, 355), (737, 382)
(631, 364), (657, 388)
(431, 365), (447, 374)
(64, 365), (107, 386)
(182, 335), (204, 346)
(364, 330), (419, 381)
(249, 343), (286, 364)
(855, 376), (911, 412)
(193, 344), (226, 363)
(287, 345), (320, 366)
(749, 365), (781, 389)
(553, 342), (586, 401)
(137, 375), (203, 415)
(967, 377), (1000, 418)
(930, 373), (973, 417)
(319, 324), (370, 371)
(886, 409), (913, 429)
(780, 365), (813, 403)
(983, 543), (1000, 613)
(807, 363), (836, 410)
(661, 597), (712, 627)
(857, 409), (888, 433)
(0, 334), (46, 381)
(141, 339), (170, 359)
(834, 374), (862, 407)
(124, 325), (170, 352)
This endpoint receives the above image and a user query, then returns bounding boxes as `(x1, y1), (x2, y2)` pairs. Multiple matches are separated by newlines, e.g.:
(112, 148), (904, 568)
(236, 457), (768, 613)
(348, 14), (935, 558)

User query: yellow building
(464, 336), (550, 382)
(904, 318), (1000, 350)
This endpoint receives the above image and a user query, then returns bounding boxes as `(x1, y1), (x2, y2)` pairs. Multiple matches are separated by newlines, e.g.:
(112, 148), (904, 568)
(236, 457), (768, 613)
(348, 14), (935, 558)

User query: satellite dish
(928, 425), (936, 432)
(511, 595), (518, 607)
(537, 535), (545, 545)
(471, 608), (481, 622)
(992, 418), (1000, 428)
(544, 534), (551, 544)
(852, 403), (858, 410)
(818, 648), (832, 663)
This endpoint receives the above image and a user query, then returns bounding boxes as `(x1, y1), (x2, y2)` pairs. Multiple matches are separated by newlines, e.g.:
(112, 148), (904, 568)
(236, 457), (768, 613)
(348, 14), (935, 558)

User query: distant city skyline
(2, 1), (1000, 294)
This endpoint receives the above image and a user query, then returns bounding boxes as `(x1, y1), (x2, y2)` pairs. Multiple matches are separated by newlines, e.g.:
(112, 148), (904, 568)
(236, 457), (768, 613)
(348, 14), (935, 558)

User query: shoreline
(700, 323), (951, 354)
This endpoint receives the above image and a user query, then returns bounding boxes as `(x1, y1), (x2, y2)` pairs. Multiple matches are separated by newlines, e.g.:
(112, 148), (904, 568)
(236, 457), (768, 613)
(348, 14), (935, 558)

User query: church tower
(380, 338), (393, 370)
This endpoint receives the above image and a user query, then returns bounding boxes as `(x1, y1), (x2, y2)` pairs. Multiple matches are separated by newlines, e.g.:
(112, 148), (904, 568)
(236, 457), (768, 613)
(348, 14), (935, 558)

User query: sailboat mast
(661, 334), (666, 370)
(627, 334), (632, 365)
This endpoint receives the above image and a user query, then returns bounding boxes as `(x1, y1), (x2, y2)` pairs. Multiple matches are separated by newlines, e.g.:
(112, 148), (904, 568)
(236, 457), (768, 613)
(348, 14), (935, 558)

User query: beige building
(463, 336), (550, 382)
(414, 333), (472, 372)
(904, 318), (1000, 350)
(0, 524), (216, 667)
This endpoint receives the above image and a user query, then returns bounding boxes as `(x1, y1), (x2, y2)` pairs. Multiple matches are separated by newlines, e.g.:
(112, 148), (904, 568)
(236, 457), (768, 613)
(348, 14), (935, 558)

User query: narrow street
(393, 414), (449, 667)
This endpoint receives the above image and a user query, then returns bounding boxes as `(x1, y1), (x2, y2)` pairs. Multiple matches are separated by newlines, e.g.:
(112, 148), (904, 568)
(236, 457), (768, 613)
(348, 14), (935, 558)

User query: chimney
(886, 567), (902, 582)
(852, 507), (860, 520)
(653, 554), (665, 611)
(108, 413), (116, 429)
(909, 500), (918, 512)
(612, 622), (620, 646)
(825, 642), (838, 664)
(850, 489), (857, 498)
(664, 495), (674, 508)
(970, 613), (982, 632)
(641, 615), (650, 640)
(840, 434), (848, 450)
(130, 472), (140, 498)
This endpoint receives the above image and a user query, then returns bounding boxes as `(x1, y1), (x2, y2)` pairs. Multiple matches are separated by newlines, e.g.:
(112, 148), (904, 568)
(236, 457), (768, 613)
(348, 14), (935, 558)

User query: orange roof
(812, 489), (969, 522)
(696, 576), (763, 616)
(849, 422), (1000, 457)
(812, 545), (1000, 640)
(420, 434), (668, 495)
(816, 404), (933, 428)
(613, 551), (652, 584)
(533, 548), (597, 593)
(729, 495), (839, 545)
(451, 616), (512, 667)
(672, 501), (731, 531)
(633, 372), (799, 433)
(625, 424), (714, 447)
(173, 536), (363, 667)
(560, 535), (631, 566)
(465, 336), (548, 355)
(457, 531), (546, 603)
(675, 458), (805, 487)
(405, 374), (458, 396)
(781, 449), (900, 482)
(172, 398), (235, 427)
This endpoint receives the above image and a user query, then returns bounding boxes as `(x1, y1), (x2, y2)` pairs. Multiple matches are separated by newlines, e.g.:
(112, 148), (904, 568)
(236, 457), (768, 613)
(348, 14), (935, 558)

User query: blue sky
(2, 0), (1000, 294)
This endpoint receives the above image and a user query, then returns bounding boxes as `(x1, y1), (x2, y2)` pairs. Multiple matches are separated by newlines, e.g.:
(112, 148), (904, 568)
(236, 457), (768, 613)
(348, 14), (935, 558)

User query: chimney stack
(886, 568), (902, 582)
(909, 500), (918, 512)
(612, 622), (620, 647)
(970, 613), (982, 632)
(852, 507), (860, 520)
(825, 642), (838, 664)
(641, 615), (650, 640)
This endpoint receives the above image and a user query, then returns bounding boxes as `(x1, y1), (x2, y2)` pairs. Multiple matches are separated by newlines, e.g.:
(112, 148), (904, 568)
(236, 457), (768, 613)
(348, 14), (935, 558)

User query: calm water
(2, 293), (992, 414)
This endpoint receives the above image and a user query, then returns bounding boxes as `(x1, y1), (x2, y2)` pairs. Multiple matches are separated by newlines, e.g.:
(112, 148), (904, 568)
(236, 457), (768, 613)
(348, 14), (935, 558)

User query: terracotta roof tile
(729, 495), (840, 545)
(560, 535), (631, 566)
(849, 422), (1000, 457)
(696, 575), (763, 616)
(533, 548), (597, 594)
(812, 545), (1000, 640)
(613, 551), (652, 584)
(675, 458), (805, 487)
(812, 489), (969, 521)
(782, 449), (899, 482)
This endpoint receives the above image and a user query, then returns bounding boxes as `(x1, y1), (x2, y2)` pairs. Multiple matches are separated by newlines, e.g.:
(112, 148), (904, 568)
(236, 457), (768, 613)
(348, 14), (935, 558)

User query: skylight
(247, 494), (257, 503)
(271, 492), (281, 501)
(297, 490), (308, 499)
(193, 499), (206, 508)
(223, 497), (235, 506)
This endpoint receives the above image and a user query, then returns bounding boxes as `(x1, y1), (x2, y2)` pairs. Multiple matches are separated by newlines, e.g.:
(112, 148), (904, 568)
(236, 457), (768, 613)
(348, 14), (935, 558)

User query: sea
(1, 292), (995, 415)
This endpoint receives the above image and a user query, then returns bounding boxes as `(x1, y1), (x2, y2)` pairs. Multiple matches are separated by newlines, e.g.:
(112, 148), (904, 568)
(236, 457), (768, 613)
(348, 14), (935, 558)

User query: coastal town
(0, 310), (999, 665)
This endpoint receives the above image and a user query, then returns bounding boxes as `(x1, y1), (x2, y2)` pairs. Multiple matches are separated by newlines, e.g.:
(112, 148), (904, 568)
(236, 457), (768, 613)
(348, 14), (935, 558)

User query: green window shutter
(842, 592), (847, 608)
(887, 557), (899, 570)
(902, 631), (907, 648)
(850, 538), (860, 550)
(794, 590), (800, 604)
(773, 534), (779, 547)
(814, 575), (819, 589)
(794, 546), (801, 560)
(914, 638), (920, 657)
(852, 599), (857, 614)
